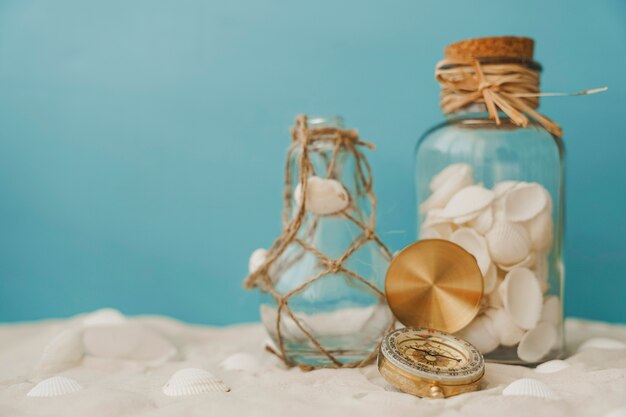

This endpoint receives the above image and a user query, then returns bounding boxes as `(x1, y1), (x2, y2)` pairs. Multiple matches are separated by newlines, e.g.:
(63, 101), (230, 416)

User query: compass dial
(380, 327), (484, 383)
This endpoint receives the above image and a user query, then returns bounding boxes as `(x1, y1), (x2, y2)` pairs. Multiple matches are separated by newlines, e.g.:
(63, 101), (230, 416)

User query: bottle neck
(308, 115), (345, 129)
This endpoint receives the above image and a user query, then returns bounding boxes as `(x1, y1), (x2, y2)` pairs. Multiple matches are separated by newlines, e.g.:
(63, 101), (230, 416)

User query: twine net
(436, 58), (607, 138)
(243, 115), (393, 370)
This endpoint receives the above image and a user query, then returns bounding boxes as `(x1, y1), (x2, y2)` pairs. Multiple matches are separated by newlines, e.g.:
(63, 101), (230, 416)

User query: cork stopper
(444, 36), (534, 61)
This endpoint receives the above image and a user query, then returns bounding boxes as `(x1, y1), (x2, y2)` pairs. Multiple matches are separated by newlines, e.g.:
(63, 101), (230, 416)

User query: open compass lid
(385, 239), (484, 334)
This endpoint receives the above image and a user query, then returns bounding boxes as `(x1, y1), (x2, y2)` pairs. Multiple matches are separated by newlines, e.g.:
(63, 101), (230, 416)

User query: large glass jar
(416, 112), (564, 364)
(259, 116), (393, 367)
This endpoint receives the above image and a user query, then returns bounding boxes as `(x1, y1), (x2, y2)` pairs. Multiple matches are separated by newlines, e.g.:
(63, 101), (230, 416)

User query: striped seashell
(163, 368), (230, 396)
(27, 376), (83, 397)
(502, 378), (559, 400)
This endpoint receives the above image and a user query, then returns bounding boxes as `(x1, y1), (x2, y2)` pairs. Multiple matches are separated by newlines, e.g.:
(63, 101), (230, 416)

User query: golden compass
(378, 327), (484, 398)
(378, 240), (486, 398)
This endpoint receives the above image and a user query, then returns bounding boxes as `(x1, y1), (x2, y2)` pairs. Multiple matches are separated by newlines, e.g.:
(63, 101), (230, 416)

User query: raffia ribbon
(435, 59), (607, 138)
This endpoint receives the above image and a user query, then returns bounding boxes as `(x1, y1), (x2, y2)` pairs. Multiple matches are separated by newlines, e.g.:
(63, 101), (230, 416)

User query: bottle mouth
(308, 115), (345, 129)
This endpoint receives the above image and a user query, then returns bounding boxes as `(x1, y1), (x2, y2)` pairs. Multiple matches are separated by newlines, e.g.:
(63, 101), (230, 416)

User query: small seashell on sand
(441, 185), (495, 219)
(450, 228), (491, 276)
(36, 328), (84, 375)
(534, 359), (570, 374)
(517, 322), (558, 363)
(484, 308), (525, 346)
(577, 337), (626, 352)
(468, 206), (493, 234)
(456, 314), (499, 354)
(27, 376), (83, 397)
(294, 176), (349, 215)
(504, 183), (548, 222)
(248, 248), (268, 274)
(540, 296), (562, 326)
(486, 221), (531, 266)
(526, 209), (553, 251)
(430, 163), (472, 191)
(163, 368), (230, 396)
(499, 268), (543, 330)
(420, 168), (473, 213)
(502, 378), (559, 399)
(219, 352), (262, 372)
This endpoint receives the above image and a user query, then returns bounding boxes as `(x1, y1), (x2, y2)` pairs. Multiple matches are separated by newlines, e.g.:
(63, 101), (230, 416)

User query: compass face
(381, 327), (484, 383)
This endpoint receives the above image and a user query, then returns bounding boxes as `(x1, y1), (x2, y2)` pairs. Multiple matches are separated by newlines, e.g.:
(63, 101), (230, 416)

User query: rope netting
(243, 115), (393, 370)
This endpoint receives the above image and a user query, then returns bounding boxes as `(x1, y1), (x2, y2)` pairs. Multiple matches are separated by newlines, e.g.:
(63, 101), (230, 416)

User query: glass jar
(416, 111), (564, 364)
(416, 38), (565, 364)
(260, 116), (393, 367)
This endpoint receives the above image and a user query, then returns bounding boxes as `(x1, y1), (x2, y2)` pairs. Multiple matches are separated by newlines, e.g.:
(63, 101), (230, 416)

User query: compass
(378, 327), (484, 398)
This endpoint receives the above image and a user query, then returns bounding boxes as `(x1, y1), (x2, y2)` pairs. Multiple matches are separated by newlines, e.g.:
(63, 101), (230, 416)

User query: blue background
(1, 0), (624, 324)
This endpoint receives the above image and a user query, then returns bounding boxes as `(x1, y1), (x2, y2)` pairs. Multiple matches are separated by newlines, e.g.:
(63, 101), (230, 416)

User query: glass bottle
(260, 116), (393, 367)
(416, 42), (565, 364)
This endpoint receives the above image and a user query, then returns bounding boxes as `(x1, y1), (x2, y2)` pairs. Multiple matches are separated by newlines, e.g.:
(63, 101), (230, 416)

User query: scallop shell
(534, 359), (570, 374)
(420, 168), (473, 213)
(219, 352), (261, 372)
(502, 378), (559, 400)
(248, 248), (268, 274)
(526, 209), (553, 251)
(422, 208), (449, 227)
(485, 308), (525, 346)
(468, 206), (493, 234)
(577, 337), (626, 352)
(540, 296), (562, 326)
(486, 221), (531, 266)
(430, 163), (472, 191)
(82, 308), (127, 326)
(456, 314), (499, 354)
(450, 228), (491, 275)
(27, 376), (83, 397)
(504, 183), (548, 222)
(517, 322), (557, 363)
(452, 210), (483, 225)
(441, 185), (495, 219)
(486, 280), (504, 308)
(294, 176), (349, 215)
(499, 268), (543, 330)
(492, 181), (521, 198)
(163, 368), (230, 396)
(499, 251), (536, 272)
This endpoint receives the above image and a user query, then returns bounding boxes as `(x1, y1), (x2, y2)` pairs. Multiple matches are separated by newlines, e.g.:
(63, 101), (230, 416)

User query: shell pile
(420, 164), (561, 362)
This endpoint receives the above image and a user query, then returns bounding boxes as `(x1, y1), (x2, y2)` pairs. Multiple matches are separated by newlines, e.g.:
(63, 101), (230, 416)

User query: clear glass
(415, 112), (564, 365)
(261, 116), (393, 367)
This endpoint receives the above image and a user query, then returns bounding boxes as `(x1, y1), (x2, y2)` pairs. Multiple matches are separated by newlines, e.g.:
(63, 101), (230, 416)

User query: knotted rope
(244, 115), (393, 370)
(436, 59), (607, 138)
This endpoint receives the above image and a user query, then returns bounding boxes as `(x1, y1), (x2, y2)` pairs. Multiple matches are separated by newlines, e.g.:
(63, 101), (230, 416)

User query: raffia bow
(435, 59), (607, 138)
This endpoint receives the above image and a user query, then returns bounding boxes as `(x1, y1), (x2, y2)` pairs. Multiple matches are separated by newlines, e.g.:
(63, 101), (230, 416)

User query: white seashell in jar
(492, 180), (521, 199)
(248, 248), (268, 274)
(441, 185), (495, 219)
(503, 183), (548, 222)
(420, 167), (473, 213)
(456, 314), (499, 354)
(540, 296), (562, 326)
(486, 280), (504, 308)
(452, 210), (483, 225)
(219, 352), (261, 372)
(499, 251), (536, 272)
(450, 227), (491, 276)
(502, 378), (559, 400)
(534, 359), (570, 374)
(294, 176), (349, 215)
(163, 368), (230, 396)
(577, 337), (626, 352)
(485, 220), (531, 266)
(526, 208), (553, 251)
(468, 206), (493, 234)
(422, 208), (449, 227)
(430, 163), (473, 191)
(420, 222), (453, 240)
(517, 322), (558, 363)
(483, 263), (498, 294)
(27, 376), (83, 397)
(499, 268), (543, 330)
(484, 308), (525, 346)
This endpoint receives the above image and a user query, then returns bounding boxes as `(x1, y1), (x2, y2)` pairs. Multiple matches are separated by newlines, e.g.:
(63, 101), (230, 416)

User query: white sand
(1, 310), (625, 417)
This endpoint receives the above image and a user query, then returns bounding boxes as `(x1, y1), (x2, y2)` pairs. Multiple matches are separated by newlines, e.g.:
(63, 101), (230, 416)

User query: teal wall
(1, 0), (624, 324)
